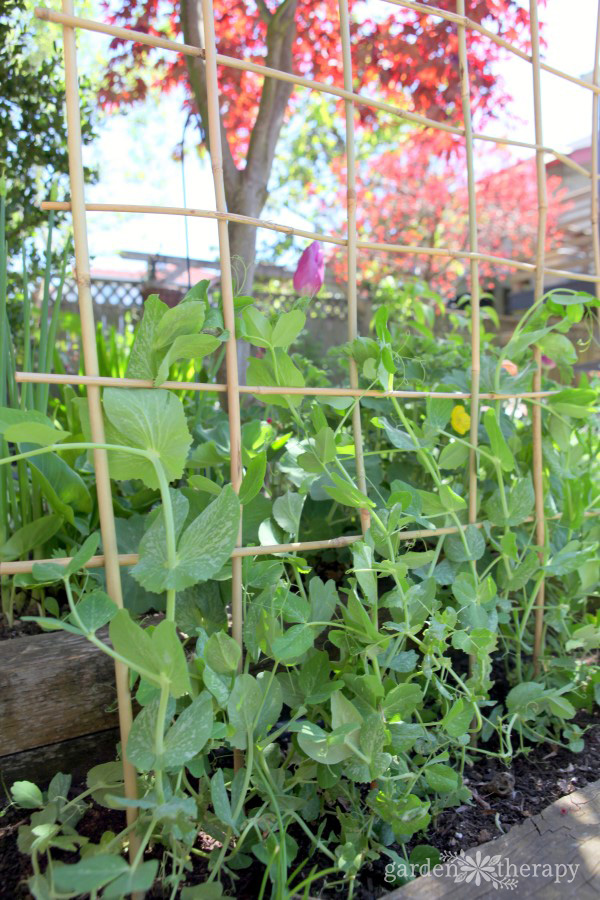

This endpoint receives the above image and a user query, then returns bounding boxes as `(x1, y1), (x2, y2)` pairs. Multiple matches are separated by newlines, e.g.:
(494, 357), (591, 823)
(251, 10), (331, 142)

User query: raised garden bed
(0, 627), (118, 783)
(2, 712), (598, 898)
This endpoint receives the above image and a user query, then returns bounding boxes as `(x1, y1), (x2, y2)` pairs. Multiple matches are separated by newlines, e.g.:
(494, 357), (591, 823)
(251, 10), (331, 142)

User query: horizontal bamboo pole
(14, 371), (559, 401)
(34, 7), (592, 179)
(383, 0), (600, 97)
(3, 510), (598, 577)
(41, 201), (347, 247)
(38, 2), (600, 102)
(35, 6), (203, 56)
(0, 537), (359, 574)
(41, 201), (600, 284)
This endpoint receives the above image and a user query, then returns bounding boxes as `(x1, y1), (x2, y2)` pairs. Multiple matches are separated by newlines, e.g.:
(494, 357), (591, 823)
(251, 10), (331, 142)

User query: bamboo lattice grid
(3, 0), (599, 831)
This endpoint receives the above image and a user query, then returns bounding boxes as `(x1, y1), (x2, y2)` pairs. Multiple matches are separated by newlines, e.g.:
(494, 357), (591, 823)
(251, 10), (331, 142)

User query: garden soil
(1, 710), (598, 899)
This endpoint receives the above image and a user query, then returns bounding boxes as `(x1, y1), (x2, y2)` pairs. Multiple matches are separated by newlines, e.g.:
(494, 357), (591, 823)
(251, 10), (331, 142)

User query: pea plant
(4, 283), (600, 899)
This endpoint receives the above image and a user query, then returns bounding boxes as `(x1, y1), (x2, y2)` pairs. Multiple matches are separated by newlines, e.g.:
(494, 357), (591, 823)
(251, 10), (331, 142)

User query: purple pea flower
(293, 242), (324, 296)
(541, 355), (555, 367)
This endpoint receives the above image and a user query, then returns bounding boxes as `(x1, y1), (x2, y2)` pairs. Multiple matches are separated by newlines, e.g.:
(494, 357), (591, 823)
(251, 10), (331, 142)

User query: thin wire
(180, 112), (193, 291)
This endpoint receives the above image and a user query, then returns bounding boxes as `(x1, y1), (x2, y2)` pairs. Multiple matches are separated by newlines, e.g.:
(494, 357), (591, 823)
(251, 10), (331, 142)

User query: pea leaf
(227, 674), (263, 749)
(0, 408), (69, 446)
(239, 451), (267, 505)
(0, 515), (62, 562)
(52, 856), (130, 894)
(273, 490), (305, 536)
(102, 861), (159, 899)
(109, 609), (157, 680)
(153, 301), (205, 350)
(74, 590), (118, 633)
(485, 478), (534, 526)
(189, 474), (222, 496)
(438, 441), (469, 470)
(27, 451), (91, 523)
(102, 388), (192, 489)
(132, 486), (240, 592)
(483, 408), (514, 472)
(151, 620), (192, 697)
(4, 422), (71, 446)
(506, 682), (546, 720)
(548, 388), (598, 418)
(324, 474), (375, 509)
(382, 683), (423, 718)
(271, 309), (305, 348)
(241, 307), (272, 348)
(438, 484), (466, 511)
(65, 532), (100, 576)
(211, 770), (237, 830)
(425, 397), (453, 432)
(309, 577), (338, 635)
(443, 699), (473, 738)
(126, 294), (169, 380)
(163, 692), (214, 768)
(272, 624), (314, 663)
(205, 632), (242, 674)
(504, 326), (552, 360)
(445, 525), (485, 562)
(127, 697), (167, 771)
(11, 781), (44, 809)
(424, 763), (459, 794)
(154, 333), (221, 387)
(376, 417), (415, 451)
(247, 352), (304, 408)
(538, 332), (577, 366)
(255, 669), (283, 738)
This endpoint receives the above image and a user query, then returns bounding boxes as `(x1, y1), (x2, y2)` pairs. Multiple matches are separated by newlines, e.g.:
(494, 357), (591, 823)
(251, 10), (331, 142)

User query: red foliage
(100, 0), (533, 164)
(330, 140), (570, 295)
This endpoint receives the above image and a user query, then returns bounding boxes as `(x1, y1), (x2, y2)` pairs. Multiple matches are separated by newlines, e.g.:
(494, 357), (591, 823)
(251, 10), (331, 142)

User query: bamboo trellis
(3, 0), (599, 830)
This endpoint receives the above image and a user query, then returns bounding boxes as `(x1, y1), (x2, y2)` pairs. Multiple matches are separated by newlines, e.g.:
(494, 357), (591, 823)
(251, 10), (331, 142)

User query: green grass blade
(36, 210), (55, 410)
(41, 237), (71, 413)
(21, 246), (33, 410)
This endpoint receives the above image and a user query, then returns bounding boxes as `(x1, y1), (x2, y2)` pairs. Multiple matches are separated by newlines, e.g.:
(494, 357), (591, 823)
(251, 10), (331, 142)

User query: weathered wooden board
(389, 779), (600, 899)
(0, 629), (118, 758)
(0, 728), (119, 787)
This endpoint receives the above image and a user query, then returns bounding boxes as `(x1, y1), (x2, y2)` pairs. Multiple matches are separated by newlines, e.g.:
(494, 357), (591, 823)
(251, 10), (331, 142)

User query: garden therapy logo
(442, 850), (518, 889)
(384, 850), (579, 889)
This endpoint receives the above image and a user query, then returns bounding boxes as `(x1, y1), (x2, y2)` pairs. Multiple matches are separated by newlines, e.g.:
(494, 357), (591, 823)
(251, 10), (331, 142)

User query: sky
(76, 0), (600, 277)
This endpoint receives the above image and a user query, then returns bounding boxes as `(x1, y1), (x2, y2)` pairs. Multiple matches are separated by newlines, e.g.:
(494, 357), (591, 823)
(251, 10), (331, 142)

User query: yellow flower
(451, 405), (471, 435)
(501, 359), (518, 376)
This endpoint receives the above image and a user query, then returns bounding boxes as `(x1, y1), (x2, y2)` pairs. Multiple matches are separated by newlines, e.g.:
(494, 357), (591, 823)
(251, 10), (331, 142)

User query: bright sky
(79, 0), (600, 276)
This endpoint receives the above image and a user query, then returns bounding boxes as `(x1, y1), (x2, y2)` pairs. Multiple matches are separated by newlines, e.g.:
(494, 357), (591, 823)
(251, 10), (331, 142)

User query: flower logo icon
(455, 850), (502, 886)
(441, 849), (518, 889)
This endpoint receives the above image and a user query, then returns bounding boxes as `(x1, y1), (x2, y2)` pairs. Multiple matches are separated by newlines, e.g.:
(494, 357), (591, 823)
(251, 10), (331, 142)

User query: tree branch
(255, 0), (272, 24)
(244, 0), (298, 208)
(179, 0), (241, 196)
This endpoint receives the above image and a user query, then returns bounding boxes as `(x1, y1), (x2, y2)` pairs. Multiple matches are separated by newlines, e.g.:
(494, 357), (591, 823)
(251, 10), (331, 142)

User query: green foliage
(4, 280), (600, 898)
(1, 0), (97, 252)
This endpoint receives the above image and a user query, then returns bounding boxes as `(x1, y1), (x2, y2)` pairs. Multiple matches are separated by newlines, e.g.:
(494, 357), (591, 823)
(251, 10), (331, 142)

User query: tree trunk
(180, 0), (297, 382)
(181, 0), (297, 295)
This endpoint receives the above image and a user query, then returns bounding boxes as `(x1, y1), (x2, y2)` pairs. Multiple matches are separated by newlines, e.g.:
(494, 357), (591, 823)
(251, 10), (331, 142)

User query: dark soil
(1, 709), (598, 900)
(0, 619), (41, 642)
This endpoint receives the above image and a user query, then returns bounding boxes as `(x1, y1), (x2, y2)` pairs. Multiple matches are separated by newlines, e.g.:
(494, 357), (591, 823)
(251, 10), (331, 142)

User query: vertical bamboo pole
(60, 0), (138, 847)
(456, 0), (480, 528)
(199, 0), (244, 691)
(457, 3), (481, 723)
(529, 0), (548, 676)
(591, 1), (600, 305)
(338, 0), (370, 534)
